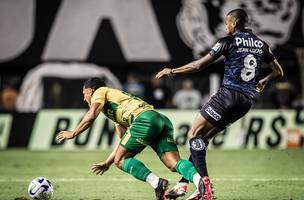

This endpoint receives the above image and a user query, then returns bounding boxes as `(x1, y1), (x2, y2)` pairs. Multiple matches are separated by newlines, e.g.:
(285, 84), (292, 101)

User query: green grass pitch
(0, 149), (303, 200)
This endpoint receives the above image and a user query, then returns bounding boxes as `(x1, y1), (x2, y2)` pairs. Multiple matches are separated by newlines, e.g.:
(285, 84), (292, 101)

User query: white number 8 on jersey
(241, 54), (257, 82)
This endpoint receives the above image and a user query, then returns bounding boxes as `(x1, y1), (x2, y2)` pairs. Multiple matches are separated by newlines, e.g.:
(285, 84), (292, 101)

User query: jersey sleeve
(91, 87), (106, 105)
(208, 36), (232, 60)
(262, 42), (275, 63)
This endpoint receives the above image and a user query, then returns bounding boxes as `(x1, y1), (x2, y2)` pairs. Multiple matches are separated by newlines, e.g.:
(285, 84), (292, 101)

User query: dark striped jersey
(209, 30), (275, 98)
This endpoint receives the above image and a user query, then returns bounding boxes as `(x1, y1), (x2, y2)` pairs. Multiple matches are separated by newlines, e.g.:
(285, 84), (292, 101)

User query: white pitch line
(0, 177), (304, 182)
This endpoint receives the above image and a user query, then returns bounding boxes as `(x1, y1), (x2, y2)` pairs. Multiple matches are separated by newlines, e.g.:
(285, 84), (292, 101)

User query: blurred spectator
(268, 77), (298, 109)
(123, 72), (145, 99)
(0, 75), (22, 112)
(172, 78), (202, 109)
(0, 87), (18, 112)
(145, 76), (172, 108)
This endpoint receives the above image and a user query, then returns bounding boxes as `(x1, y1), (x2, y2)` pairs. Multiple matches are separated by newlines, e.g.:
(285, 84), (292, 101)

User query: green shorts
(120, 110), (178, 157)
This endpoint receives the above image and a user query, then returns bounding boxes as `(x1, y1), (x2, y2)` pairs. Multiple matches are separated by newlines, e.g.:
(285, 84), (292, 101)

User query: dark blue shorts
(200, 86), (253, 130)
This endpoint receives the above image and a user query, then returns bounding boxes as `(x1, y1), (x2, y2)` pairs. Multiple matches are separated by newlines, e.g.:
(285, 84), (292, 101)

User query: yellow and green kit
(91, 87), (178, 157)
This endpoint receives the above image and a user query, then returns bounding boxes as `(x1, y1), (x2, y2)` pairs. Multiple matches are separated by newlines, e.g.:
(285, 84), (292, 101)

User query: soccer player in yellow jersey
(56, 77), (206, 200)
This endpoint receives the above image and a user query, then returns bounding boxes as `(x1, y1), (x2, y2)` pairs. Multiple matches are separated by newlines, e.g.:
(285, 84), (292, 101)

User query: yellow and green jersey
(91, 87), (154, 127)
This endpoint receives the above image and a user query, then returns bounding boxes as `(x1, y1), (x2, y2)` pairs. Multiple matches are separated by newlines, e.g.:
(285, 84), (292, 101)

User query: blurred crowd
(0, 76), (21, 112)
(121, 72), (302, 110)
(0, 70), (302, 113)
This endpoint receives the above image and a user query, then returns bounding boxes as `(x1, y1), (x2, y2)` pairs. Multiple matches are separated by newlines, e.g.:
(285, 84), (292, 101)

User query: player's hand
(155, 68), (173, 79)
(256, 79), (268, 93)
(91, 162), (110, 176)
(56, 131), (74, 142)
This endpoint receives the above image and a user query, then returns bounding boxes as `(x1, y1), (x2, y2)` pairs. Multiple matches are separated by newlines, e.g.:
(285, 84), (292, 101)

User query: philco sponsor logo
(235, 37), (263, 48)
(205, 106), (221, 121)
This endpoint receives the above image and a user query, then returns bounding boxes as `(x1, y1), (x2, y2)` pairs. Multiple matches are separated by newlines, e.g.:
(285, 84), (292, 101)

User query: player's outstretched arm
(91, 125), (126, 175)
(56, 102), (103, 142)
(91, 161), (110, 176)
(256, 59), (284, 93)
(91, 144), (120, 175)
(155, 54), (214, 79)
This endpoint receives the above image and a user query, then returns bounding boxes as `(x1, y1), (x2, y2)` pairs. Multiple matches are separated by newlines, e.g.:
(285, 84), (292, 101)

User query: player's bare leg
(160, 152), (188, 199)
(114, 145), (168, 200)
(164, 114), (217, 199)
(160, 151), (202, 200)
(187, 113), (218, 200)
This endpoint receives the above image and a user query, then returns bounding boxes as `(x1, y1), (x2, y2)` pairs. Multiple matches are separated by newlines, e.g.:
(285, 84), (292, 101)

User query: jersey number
(241, 54), (257, 82)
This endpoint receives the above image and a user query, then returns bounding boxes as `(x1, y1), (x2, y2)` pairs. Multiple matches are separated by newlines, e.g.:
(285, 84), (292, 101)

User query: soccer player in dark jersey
(156, 8), (284, 200)
(56, 77), (207, 200)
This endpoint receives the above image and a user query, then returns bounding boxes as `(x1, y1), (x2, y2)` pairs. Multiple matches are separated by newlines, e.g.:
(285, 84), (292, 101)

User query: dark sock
(189, 135), (209, 178)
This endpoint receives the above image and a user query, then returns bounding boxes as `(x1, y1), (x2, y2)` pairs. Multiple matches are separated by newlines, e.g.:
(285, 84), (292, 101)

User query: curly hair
(227, 8), (248, 29)
(83, 77), (106, 90)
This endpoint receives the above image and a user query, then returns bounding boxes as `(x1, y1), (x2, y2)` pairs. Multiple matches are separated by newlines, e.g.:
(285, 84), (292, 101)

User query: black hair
(227, 8), (248, 29)
(83, 77), (106, 90)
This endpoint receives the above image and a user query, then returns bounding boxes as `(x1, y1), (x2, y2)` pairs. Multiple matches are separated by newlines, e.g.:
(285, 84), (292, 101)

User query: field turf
(0, 149), (303, 200)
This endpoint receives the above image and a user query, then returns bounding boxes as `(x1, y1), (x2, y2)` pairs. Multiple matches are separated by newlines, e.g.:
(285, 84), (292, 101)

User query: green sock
(122, 158), (152, 182)
(176, 159), (197, 183)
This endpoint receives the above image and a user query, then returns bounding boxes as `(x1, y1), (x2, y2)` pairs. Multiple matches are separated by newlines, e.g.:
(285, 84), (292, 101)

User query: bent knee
(114, 157), (124, 169)
(188, 127), (205, 139)
(187, 114), (216, 139)
(168, 165), (177, 172)
(187, 124), (213, 139)
(187, 129), (198, 139)
(165, 161), (177, 172)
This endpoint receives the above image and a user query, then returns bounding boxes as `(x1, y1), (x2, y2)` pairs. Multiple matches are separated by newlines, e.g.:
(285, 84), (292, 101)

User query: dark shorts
(200, 86), (253, 130)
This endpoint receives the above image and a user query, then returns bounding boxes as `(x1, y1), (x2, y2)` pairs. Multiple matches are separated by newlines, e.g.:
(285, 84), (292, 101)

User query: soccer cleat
(165, 182), (188, 199)
(155, 178), (169, 200)
(186, 189), (201, 200)
(198, 176), (213, 200)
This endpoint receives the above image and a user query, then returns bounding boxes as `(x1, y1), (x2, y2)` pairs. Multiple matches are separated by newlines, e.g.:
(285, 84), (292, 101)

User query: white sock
(193, 173), (201, 189)
(146, 173), (160, 189)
